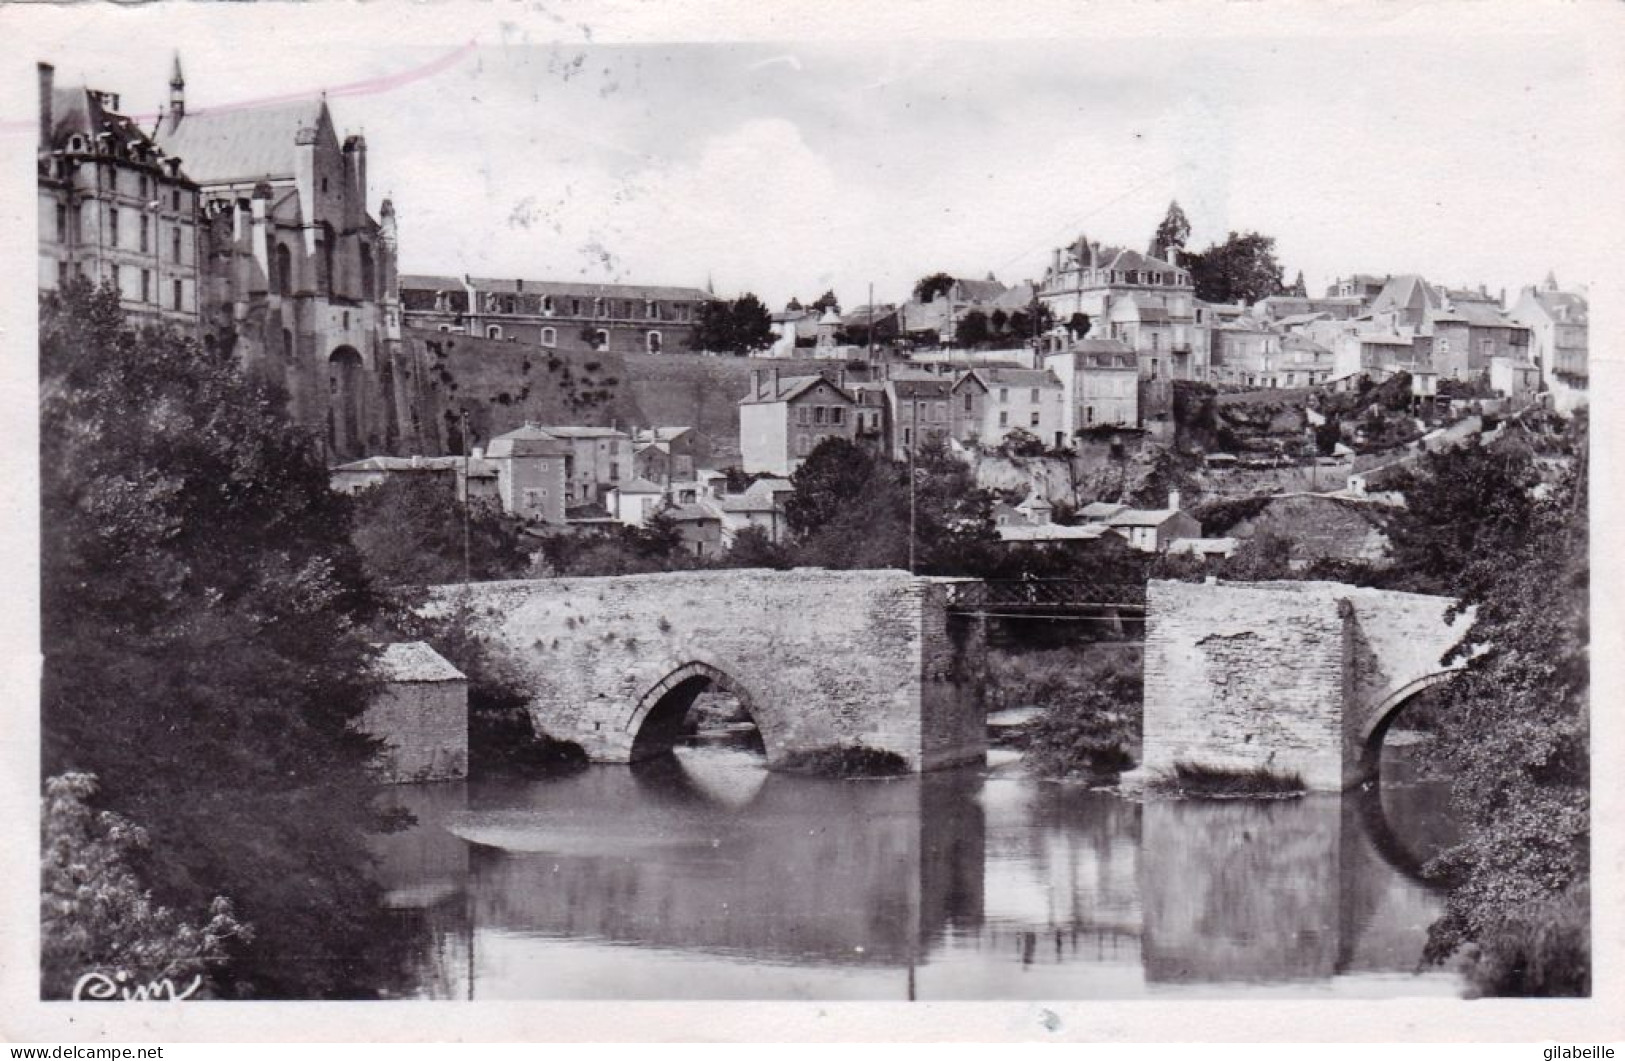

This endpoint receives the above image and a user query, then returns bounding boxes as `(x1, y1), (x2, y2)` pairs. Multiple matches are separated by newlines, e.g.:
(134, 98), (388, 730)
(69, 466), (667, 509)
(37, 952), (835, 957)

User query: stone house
(485, 425), (573, 525)
(1044, 339), (1140, 436)
(1507, 276), (1587, 411)
(1103, 494), (1201, 553)
(360, 642), (468, 783)
(632, 426), (698, 486)
(1426, 299), (1532, 382)
(1210, 320), (1283, 387)
(606, 477), (665, 528)
(738, 369), (858, 475)
(960, 367), (1067, 450)
(329, 455), (457, 497)
(665, 503), (726, 559)
(884, 374), (957, 461)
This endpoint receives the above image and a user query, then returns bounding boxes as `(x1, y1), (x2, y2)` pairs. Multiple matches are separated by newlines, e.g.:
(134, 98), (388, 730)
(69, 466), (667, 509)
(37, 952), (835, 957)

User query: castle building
(36, 62), (203, 333)
(398, 275), (715, 356)
(152, 57), (415, 460)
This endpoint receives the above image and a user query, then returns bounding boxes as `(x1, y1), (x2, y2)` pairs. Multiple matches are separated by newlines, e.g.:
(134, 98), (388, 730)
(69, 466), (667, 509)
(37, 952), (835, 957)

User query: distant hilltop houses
(38, 54), (1590, 546)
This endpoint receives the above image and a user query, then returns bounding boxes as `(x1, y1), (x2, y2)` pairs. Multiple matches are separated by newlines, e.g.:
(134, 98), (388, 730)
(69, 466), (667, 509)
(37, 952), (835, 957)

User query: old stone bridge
(431, 569), (988, 771)
(1139, 579), (1472, 791)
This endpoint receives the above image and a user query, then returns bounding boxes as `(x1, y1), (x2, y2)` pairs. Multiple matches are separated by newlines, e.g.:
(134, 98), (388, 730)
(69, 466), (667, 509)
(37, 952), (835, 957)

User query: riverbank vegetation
(1149, 763), (1306, 798)
(989, 644), (1142, 781)
(773, 745), (909, 778)
(40, 281), (423, 998)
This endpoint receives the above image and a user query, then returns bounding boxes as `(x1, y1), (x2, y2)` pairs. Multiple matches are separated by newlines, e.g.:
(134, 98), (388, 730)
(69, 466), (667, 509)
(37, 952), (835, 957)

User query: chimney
(472, 446), (485, 460)
(1168, 490), (1180, 512)
(751, 368), (760, 398)
(838, 367), (847, 391)
(38, 63), (53, 150)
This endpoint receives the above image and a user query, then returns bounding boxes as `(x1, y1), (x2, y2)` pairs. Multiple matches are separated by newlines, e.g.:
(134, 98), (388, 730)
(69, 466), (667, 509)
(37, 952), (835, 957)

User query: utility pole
(460, 408), (472, 585)
(909, 394), (918, 575)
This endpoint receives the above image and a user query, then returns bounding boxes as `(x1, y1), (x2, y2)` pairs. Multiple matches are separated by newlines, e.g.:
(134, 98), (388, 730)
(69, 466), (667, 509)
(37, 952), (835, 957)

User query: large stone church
(153, 59), (424, 460)
(39, 56), (430, 461)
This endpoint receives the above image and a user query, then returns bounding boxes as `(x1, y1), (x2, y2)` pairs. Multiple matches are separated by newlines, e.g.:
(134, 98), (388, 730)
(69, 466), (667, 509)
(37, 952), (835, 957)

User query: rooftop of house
(1080, 501), (1128, 520)
(155, 97), (332, 186)
(738, 374), (852, 406)
(1064, 338), (1137, 356)
(887, 377), (956, 400)
(1370, 274), (1442, 317)
(632, 426), (692, 444)
(743, 477), (793, 498)
(1532, 290), (1589, 325)
(666, 502), (723, 524)
(996, 523), (1112, 543)
(331, 455), (455, 474)
(612, 477), (664, 495)
(46, 85), (182, 173)
(967, 367), (1062, 390)
(498, 423), (629, 441)
(1105, 505), (1190, 528)
(373, 641), (467, 684)
(946, 277), (1008, 303)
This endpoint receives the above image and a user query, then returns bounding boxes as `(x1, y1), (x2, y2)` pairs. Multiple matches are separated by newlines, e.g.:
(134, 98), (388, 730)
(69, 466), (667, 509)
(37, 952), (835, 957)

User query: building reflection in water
(368, 746), (1460, 999)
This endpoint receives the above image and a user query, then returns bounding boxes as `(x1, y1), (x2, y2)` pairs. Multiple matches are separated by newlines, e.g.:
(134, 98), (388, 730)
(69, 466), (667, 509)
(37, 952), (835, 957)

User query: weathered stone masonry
(432, 569), (988, 771)
(1140, 579), (1468, 790)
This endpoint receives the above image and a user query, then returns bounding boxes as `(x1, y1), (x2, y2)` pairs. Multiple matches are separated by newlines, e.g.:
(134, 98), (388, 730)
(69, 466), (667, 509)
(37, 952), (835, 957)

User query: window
(646, 330), (662, 354)
(283, 329), (294, 362)
(999, 410), (1009, 427)
(487, 325), (503, 340)
(903, 428), (912, 446)
(542, 296), (555, 315)
(139, 175), (149, 199)
(593, 298), (604, 317)
(321, 177), (329, 194)
(571, 298), (582, 315)
(139, 214), (149, 252)
(935, 401), (947, 422)
(831, 407), (844, 425)
(141, 269), (150, 303)
(1086, 406), (1095, 424)
(814, 406), (827, 425)
(360, 245), (374, 300)
(1030, 410), (1041, 427)
(1030, 388), (1039, 403)
(796, 406), (811, 425)
(172, 279), (183, 310)
(594, 329), (609, 349)
(541, 327), (557, 347)
(172, 226), (182, 263)
(55, 204), (66, 242)
(57, 261), (67, 288)
(112, 264), (122, 296)
(109, 207), (120, 248)
(999, 387), (1009, 403)
(171, 188), (181, 211)
(963, 393), (973, 411)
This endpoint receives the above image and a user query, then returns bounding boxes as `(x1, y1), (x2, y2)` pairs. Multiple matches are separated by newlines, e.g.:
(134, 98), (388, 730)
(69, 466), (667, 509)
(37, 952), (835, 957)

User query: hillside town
(36, 58), (1589, 566)
(34, 40), (1592, 1014)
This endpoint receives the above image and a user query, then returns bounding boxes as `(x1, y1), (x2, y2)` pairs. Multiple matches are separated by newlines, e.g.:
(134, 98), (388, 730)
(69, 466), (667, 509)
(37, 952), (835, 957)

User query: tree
(41, 773), (246, 999)
(1407, 429), (1588, 996)
(1067, 312), (1092, 340)
(1183, 231), (1286, 305)
(688, 293), (775, 355)
(785, 296), (803, 311)
(349, 475), (531, 587)
(913, 272), (955, 304)
(954, 309), (991, 348)
(1289, 269), (1308, 297)
(1148, 200), (1192, 261)
(809, 289), (841, 315)
(719, 525), (793, 569)
(40, 279), (417, 998)
(1383, 442), (1541, 596)
(784, 438), (881, 540)
(990, 308), (1009, 335)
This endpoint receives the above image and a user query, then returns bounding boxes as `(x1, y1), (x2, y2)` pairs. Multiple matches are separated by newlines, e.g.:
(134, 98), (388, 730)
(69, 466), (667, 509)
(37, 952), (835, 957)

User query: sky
(12, 2), (1625, 312)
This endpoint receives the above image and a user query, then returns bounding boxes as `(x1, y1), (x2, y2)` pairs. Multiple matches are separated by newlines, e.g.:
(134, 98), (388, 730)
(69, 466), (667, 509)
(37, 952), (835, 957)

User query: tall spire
(167, 52), (185, 131)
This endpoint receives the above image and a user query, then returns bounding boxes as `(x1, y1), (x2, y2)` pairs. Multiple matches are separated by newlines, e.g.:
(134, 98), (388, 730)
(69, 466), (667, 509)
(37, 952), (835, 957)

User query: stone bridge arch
(430, 570), (988, 772)
(623, 660), (774, 763)
(1139, 579), (1470, 791)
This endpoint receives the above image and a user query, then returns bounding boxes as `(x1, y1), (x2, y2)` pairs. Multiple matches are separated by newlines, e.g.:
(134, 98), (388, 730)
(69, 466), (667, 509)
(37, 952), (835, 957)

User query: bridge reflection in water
(372, 748), (1462, 999)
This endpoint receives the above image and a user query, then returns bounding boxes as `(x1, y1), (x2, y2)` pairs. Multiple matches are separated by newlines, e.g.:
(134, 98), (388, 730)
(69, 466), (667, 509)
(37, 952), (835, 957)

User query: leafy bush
(774, 745), (908, 778)
(1149, 762), (1306, 798)
(995, 646), (1142, 780)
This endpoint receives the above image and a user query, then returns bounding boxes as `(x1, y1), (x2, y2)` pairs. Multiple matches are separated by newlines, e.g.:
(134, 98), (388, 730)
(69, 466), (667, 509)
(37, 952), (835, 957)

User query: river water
(373, 743), (1463, 999)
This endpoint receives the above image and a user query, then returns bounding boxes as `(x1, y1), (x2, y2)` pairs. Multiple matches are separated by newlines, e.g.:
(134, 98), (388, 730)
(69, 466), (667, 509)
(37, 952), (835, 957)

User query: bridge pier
(1139, 580), (1467, 791)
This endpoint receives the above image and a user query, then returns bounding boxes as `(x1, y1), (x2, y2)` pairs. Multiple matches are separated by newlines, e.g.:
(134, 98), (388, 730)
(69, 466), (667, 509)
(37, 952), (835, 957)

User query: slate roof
(46, 86), (176, 166)
(1105, 507), (1186, 528)
(1370, 274), (1441, 317)
(997, 524), (1111, 542)
(374, 642), (466, 684)
(1080, 501), (1127, 521)
(952, 278), (1008, 302)
(612, 476), (664, 495)
(968, 367), (1062, 389)
(155, 99), (330, 185)
(331, 456), (455, 473)
(738, 374), (852, 406)
(1535, 291), (1588, 325)
(887, 378), (956, 401)
(666, 503), (723, 523)
(473, 276), (713, 301)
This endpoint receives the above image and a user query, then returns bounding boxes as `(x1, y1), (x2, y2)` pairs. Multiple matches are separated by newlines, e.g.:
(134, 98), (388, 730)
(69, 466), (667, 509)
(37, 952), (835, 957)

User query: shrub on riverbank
(1151, 762), (1307, 798)
(774, 745), (908, 778)
(989, 644), (1142, 780)
(1461, 882), (1590, 997)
